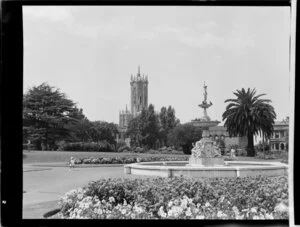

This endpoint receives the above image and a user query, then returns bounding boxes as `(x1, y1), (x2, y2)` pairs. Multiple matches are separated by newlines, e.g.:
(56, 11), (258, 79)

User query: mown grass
(23, 150), (189, 164)
(23, 150), (288, 164)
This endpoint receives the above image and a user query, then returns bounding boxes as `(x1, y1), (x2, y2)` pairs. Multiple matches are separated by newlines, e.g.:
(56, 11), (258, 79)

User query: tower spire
(138, 65), (140, 76)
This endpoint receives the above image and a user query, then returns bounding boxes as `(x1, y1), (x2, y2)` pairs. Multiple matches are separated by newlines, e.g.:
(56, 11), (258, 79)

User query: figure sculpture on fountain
(191, 137), (222, 159)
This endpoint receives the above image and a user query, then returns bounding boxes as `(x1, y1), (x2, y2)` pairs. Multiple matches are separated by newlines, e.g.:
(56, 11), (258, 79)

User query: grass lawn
(23, 150), (188, 164)
(23, 150), (287, 164)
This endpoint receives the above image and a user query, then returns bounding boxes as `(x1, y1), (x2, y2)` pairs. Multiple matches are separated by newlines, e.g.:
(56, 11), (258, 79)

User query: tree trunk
(247, 132), (255, 157)
(262, 132), (265, 158)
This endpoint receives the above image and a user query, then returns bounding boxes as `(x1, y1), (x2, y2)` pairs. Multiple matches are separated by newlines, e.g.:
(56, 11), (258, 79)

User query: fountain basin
(188, 156), (224, 166)
(124, 161), (288, 178)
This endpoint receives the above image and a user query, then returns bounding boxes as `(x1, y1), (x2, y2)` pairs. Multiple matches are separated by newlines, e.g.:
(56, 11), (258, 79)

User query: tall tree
(126, 116), (142, 147)
(126, 104), (160, 149)
(159, 106), (180, 146)
(23, 83), (81, 150)
(222, 88), (276, 157)
(142, 104), (160, 148)
(167, 123), (202, 154)
(90, 121), (118, 145)
(67, 117), (93, 142)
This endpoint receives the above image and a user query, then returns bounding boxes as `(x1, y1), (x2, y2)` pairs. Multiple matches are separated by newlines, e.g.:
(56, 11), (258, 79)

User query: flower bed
(72, 155), (189, 165)
(255, 152), (288, 164)
(58, 175), (288, 219)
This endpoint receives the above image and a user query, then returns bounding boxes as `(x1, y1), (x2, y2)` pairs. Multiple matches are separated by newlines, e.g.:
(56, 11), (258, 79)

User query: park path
(23, 164), (150, 219)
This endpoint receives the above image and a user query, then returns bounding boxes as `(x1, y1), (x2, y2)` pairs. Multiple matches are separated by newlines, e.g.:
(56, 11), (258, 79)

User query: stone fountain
(188, 137), (224, 166)
(190, 82), (220, 137)
(124, 83), (288, 178)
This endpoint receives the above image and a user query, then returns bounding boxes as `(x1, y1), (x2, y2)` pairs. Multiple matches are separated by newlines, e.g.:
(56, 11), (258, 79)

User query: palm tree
(222, 88), (276, 157)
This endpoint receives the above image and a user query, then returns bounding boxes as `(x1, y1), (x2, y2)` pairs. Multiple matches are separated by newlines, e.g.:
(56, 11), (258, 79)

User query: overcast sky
(23, 6), (291, 126)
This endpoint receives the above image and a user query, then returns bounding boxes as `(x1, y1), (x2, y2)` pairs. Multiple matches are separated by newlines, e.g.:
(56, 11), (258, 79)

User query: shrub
(117, 145), (131, 153)
(58, 175), (288, 219)
(116, 141), (131, 152)
(223, 156), (238, 161)
(147, 149), (159, 154)
(57, 141), (115, 152)
(74, 155), (189, 165)
(135, 147), (145, 153)
(255, 151), (288, 164)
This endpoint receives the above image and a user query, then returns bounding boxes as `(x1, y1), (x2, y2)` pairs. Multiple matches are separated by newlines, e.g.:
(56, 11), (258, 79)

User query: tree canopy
(167, 123), (202, 154)
(126, 104), (160, 149)
(23, 83), (118, 151)
(222, 88), (276, 157)
(159, 106), (180, 146)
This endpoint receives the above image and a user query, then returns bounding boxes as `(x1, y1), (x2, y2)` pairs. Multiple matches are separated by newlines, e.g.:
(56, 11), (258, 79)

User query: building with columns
(118, 66), (149, 142)
(269, 120), (289, 152)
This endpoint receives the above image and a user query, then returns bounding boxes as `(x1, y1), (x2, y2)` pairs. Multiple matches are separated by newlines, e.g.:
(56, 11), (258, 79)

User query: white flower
(168, 201), (173, 207)
(250, 207), (257, 213)
(232, 206), (239, 213)
(161, 212), (167, 218)
(265, 213), (274, 219)
(174, 199), (179, 206)
(121, 209), (126, 215)
(205, 202), (210, 207)
(217, 211), (223, 218)
(236, 214), (244, 219)
(109, 197), (115, 203)
(123, 199), (128, 206)
(185, 208), (192, 217)
(158, 206), (167, 218)
(131, 213), (136, 219)
(172, 206), (183, 215)
(195, 215), (205, 219)
(253, 215), (260, 219)
(219, 196), (225, 203)
(181, 199), (188, 208)
(275, 202), (289, 213)
(77, 194), (83, 200)
(168, 210), (173, 217)
(260, 208), (266, 213)
(134, 206), (143, 214)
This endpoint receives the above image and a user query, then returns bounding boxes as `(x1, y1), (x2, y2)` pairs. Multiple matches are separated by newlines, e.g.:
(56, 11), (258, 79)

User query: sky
(23, 6), (291, 127)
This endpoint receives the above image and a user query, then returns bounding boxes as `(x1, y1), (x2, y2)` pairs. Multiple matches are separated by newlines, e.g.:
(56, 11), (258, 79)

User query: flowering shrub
(73, 155), (189, 165)
(58, 175), (288, 219)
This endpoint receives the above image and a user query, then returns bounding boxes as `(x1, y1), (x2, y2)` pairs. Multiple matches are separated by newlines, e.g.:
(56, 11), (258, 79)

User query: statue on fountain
(191, 137), (222, 159)
(189, 137), (224, 166)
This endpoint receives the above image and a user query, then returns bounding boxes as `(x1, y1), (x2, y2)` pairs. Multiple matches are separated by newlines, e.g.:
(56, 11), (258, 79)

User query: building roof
(209, 126), (227, 131)
(274, 121), (289, 126)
